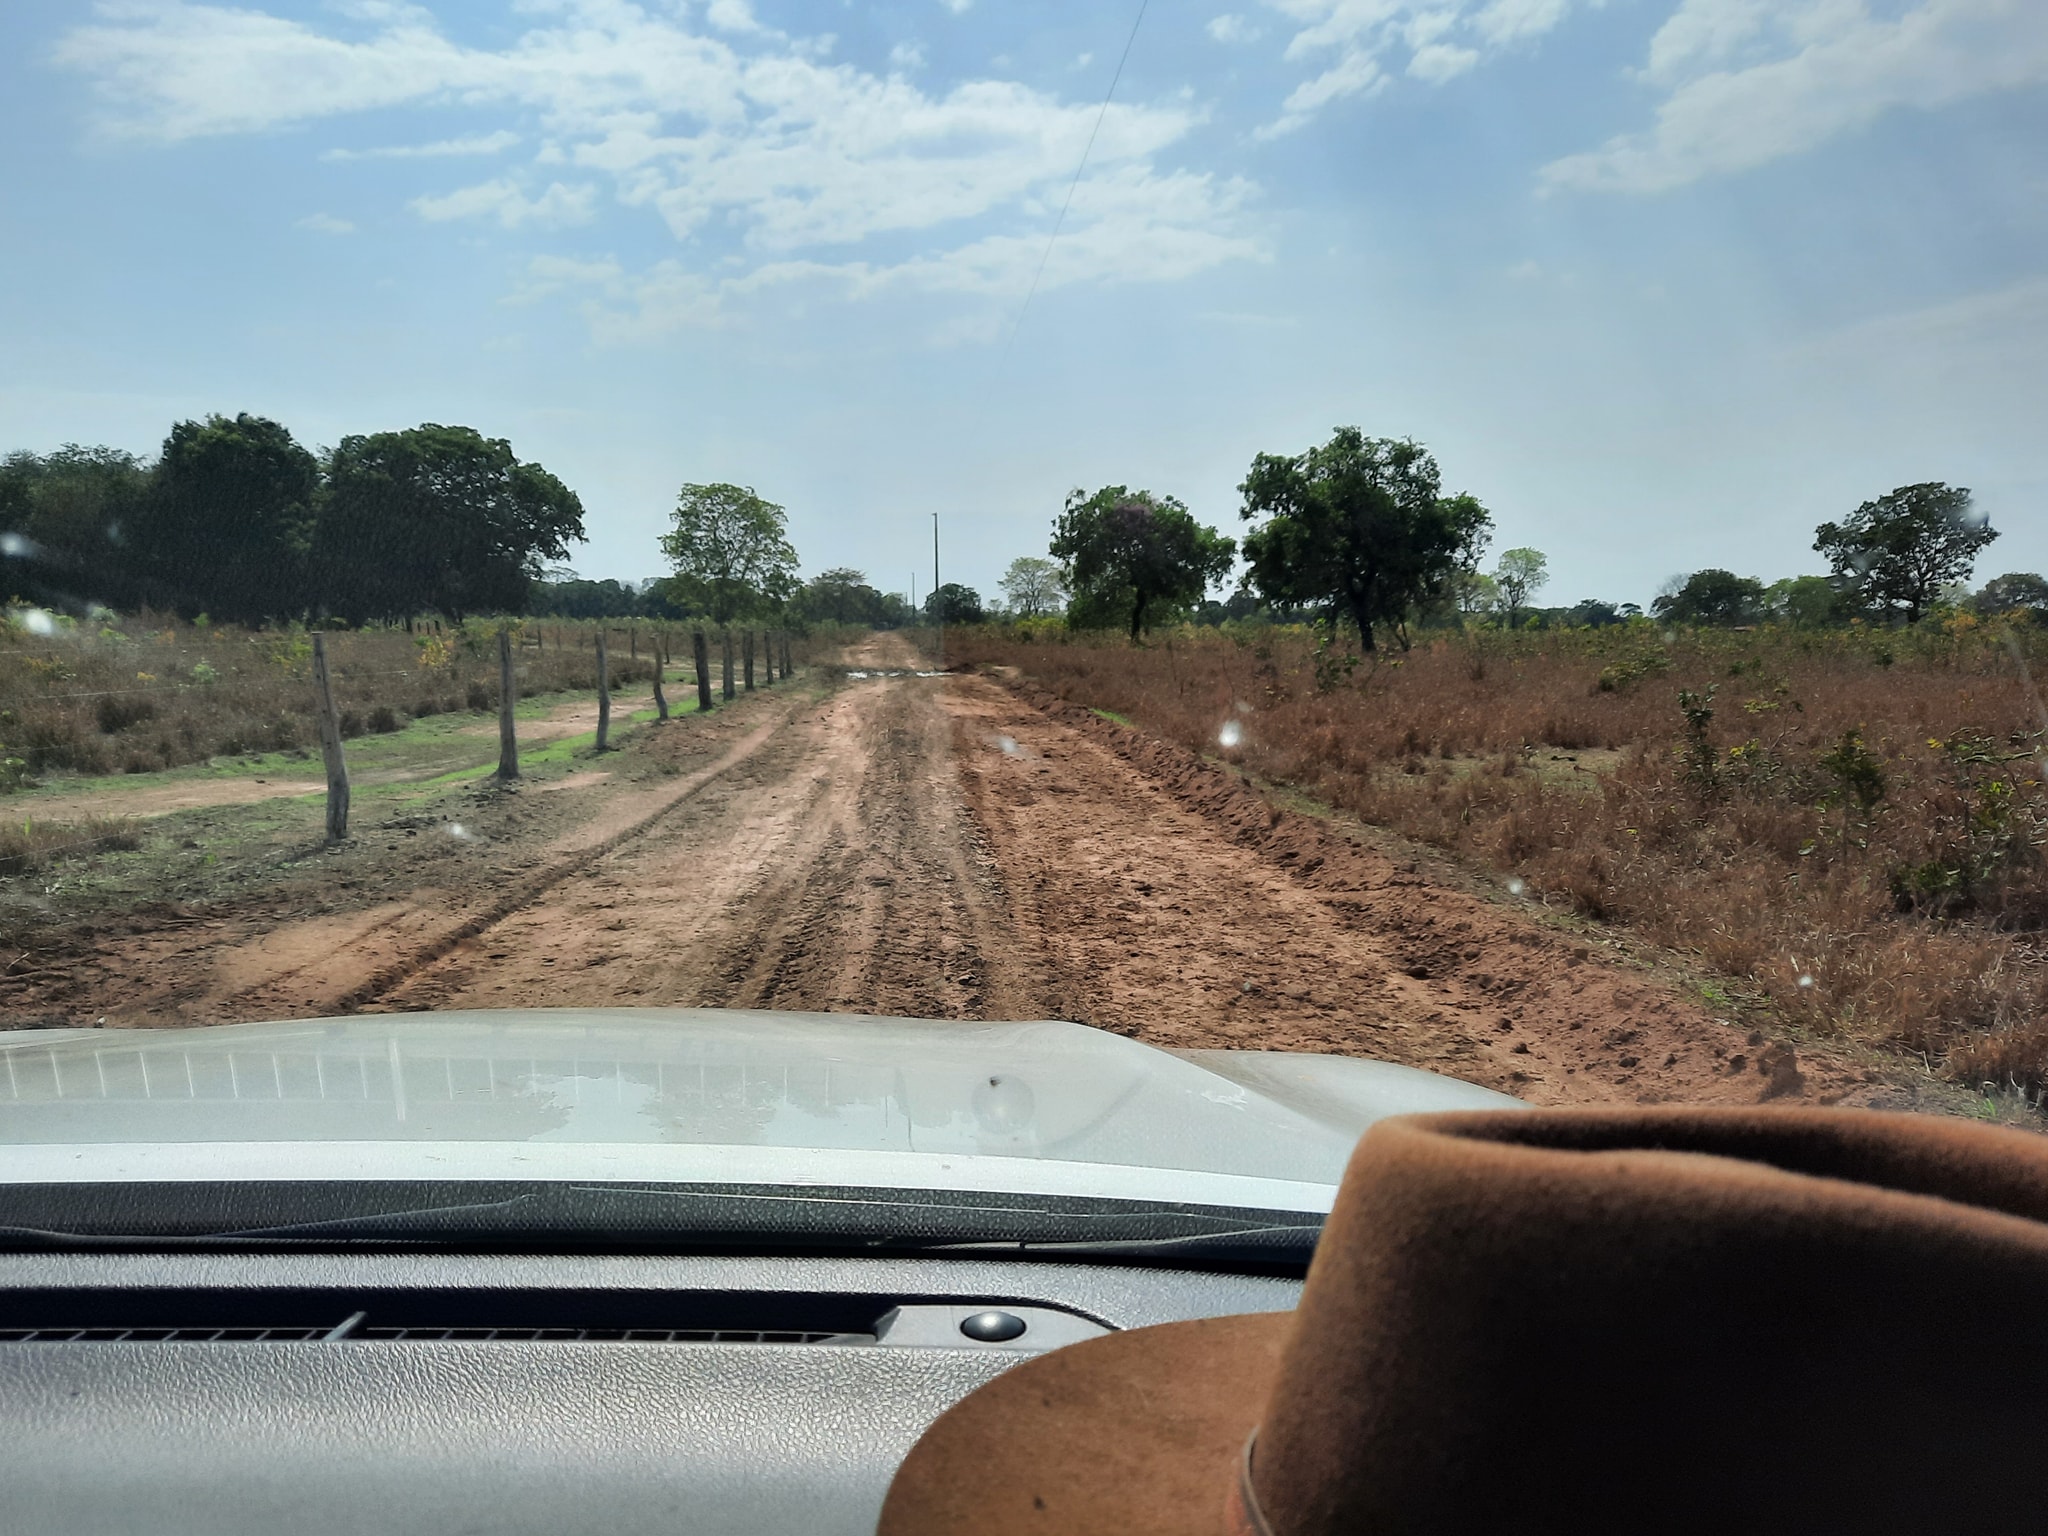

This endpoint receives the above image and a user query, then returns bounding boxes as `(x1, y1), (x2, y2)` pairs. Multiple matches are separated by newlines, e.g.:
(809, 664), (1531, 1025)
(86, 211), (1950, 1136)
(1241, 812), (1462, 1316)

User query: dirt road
(1, 636), (1937, 1109)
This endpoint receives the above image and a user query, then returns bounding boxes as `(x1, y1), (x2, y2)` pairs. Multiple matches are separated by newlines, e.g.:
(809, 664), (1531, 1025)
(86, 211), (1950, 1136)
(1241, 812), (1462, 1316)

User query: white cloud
(294, 211), (356, 233)
(55, 0), (1252, 339)
(1253, 0), (1583, 133)
(889, 41), (925, 70)
(1543, 0), (2048, 194)
(1207, 14), (1262, 43)
(939, 0), (972, 13)
(1409, 42), (1479, 80)
(410, 177), (598, 228)
(322, 129), (521, 161)
(704, 0), (763, 35)
(524, 166), (1267, 342)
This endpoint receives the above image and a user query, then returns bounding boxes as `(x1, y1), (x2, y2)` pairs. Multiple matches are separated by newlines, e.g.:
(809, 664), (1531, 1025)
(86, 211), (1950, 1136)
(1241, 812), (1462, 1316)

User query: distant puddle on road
(843, 670), (947, 679)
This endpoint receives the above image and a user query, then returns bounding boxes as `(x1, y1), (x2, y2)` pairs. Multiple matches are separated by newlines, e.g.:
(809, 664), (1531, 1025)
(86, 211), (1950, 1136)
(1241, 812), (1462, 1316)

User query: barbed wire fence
(0, 620), (807, 873)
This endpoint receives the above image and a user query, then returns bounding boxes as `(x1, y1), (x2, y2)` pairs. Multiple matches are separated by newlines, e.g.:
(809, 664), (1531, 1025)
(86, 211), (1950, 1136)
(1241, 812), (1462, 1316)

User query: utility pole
(933, 511), (942, 672)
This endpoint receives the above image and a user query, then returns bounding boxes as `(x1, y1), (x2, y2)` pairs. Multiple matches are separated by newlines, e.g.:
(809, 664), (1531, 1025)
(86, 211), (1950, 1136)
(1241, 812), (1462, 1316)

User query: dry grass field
(0, 615), (679, 784)
(952, 618), (2048, 1094)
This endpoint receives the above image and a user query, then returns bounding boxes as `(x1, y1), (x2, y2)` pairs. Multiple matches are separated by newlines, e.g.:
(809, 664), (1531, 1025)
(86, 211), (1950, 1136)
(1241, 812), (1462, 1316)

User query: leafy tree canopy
(1492, 547), (1549, 628)
(660, 483), (798, 627)
(798, 567), (908, 627)
(1765, 575), (1840, 628)
(1054, 486), (1235, 642)
(1977, 572), (2048, 622)
(317, 424), (586, 623)
(1652, 569), (1766, 627)
(140, 413), (319, 624)
(1814, 482), (1996, 624)
(0, 444), (150, 610)
(1564, 598), (1626, 628)
(530, 576), (646, 620)
(923, 582), (986, 625)
(998, 556), (1066, 619)
(1238, 429), (1490, 651)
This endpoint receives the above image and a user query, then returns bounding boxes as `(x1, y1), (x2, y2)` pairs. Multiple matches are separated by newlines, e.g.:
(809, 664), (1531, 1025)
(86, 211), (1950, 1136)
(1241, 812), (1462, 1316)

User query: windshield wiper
(0, 1184), (1323, 1262)
(891, 1224), (1322, 1261)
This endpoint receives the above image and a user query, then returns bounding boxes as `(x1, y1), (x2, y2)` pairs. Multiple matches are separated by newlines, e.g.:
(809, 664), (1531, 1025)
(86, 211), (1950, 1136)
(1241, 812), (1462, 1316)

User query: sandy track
(7, 635), (1933, 1109)
(371, 668), (1036, 1021)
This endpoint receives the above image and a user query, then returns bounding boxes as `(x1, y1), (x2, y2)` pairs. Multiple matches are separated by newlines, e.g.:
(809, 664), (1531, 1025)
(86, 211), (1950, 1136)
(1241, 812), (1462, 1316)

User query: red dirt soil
(0, 636), (1947, 1110)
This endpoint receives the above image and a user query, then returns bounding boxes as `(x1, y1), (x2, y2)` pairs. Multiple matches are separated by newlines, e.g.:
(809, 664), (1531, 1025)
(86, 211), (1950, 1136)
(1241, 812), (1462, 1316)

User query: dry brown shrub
(953, 619), (2048, 1090)
(0, 616), (678, 781)
(0, 815), (142, 878)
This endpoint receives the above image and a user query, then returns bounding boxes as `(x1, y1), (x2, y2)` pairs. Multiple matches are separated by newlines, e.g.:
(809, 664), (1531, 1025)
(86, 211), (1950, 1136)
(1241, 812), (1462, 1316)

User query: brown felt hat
(879, 1107), (2048, 1536)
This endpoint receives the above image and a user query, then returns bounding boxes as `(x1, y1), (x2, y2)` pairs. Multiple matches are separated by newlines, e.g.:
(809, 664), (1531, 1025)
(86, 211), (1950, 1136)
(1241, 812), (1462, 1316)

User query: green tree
(1564, 598), (1624, 628)
(1764, 575), (1840, 628)
(799, 567), (896, 626)
(1449, 569), (1499, 620)
(1977, 572), (2048, 622)
(0, 445), (150, 610)
(530, 576), (645, 619)
(315, 425), (586, 622)
(1238, 429), (1490, 651)
(1492, 547), (1549, 628)
(1652, 569), (1766, 627)
(1814, 482), (1996, 624)
(998, 556), (1066, 618)
(137, 413), (318, 623)
(659, 483), (798, 627)
(924, 583), (986, 625)
(1052, 487), (1234, 642)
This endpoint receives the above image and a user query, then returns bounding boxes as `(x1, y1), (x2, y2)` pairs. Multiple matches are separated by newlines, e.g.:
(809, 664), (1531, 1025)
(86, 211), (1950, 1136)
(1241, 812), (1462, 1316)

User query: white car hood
(0, 1009), (1521, 1213)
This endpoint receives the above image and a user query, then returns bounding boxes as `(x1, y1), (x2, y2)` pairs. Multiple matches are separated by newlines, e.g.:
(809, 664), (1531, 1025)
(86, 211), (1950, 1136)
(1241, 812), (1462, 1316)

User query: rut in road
(374, 673), (1041, 1021)
(41, 632), (1916, 1111)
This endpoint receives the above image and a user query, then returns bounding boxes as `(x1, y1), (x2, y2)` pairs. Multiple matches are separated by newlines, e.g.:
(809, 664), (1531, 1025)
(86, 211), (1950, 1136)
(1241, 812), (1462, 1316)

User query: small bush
(466, 682), (492, 712)
(94, 694), (157, 734)
(948, 620), (2048, 1092)
(0, 816), (142, 878)
(368, 704), (400, 734)
(413, 697), (443, 718)
(337, 712), (364, 740)
(17, 716), (110, 775)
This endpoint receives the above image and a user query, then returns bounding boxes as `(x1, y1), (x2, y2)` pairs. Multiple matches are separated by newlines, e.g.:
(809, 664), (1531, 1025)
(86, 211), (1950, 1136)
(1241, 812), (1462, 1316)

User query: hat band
(1225, 1430), (1277, 1536)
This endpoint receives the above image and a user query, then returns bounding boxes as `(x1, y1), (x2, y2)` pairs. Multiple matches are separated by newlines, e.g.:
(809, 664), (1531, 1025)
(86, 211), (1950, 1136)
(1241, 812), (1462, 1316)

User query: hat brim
(878, 1311), (1291, 1536)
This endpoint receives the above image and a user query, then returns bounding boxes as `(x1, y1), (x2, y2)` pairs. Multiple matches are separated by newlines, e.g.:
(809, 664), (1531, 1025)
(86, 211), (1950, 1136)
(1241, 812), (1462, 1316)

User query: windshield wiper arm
(894, 1223), (1322, 1259)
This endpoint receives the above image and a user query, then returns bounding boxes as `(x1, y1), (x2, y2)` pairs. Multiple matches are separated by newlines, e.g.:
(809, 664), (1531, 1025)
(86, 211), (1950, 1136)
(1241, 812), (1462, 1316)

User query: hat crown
(1253, 1109), (2048, 1536)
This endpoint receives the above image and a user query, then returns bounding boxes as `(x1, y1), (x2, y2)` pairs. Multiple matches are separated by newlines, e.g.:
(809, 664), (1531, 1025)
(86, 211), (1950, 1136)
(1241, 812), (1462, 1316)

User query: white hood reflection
(0, 1009), (1519, 1212)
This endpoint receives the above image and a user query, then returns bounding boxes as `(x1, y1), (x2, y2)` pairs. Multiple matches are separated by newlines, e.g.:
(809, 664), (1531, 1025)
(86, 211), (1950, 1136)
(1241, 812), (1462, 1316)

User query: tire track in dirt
(942, 673), (1913, 1110)
(18, 631), (1938, 1113)
(372, 659), (1039, 1022)
(219, 708), (795, 1019)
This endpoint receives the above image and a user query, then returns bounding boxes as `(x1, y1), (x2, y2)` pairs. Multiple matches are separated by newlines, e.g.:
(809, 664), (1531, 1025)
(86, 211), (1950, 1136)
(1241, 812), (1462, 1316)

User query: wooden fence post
(311, 633), (351, 842)
(761, 629), (775, 688)
(743, 630), (756, 692)
(722, 629), (735, 701)
(780, 630), (792, 679)
(497, 627), (520, 779)
(652, 635), (670, 722)
(693, 630), (713, 712)
(630, 626), (638, 660)
(595, 629), (611, 751)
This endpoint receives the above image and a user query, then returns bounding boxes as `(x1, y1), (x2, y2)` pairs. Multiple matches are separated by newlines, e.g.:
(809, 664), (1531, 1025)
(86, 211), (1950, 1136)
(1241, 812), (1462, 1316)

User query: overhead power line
(1003, 0), (1152, 358)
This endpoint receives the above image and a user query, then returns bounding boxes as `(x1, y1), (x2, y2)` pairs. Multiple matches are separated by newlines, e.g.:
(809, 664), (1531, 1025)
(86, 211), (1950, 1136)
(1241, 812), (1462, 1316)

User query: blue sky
(3, 0), (2044, 609)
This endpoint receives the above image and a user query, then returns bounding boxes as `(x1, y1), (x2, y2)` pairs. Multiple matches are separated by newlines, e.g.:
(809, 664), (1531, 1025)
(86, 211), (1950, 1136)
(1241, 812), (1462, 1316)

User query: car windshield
(1, 0), (2043, 1251)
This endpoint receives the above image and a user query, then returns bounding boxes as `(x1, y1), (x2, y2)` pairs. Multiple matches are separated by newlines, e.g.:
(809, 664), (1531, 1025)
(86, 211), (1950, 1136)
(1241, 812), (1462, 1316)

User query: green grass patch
(1091, 707), (1134, 727)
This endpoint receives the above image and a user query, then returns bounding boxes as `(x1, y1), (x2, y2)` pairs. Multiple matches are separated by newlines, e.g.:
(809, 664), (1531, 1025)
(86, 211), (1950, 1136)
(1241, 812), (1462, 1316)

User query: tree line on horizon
(1, 414), (585, 627)
(977, 431), (2030, 646)
(9, 416), (2036, 647)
